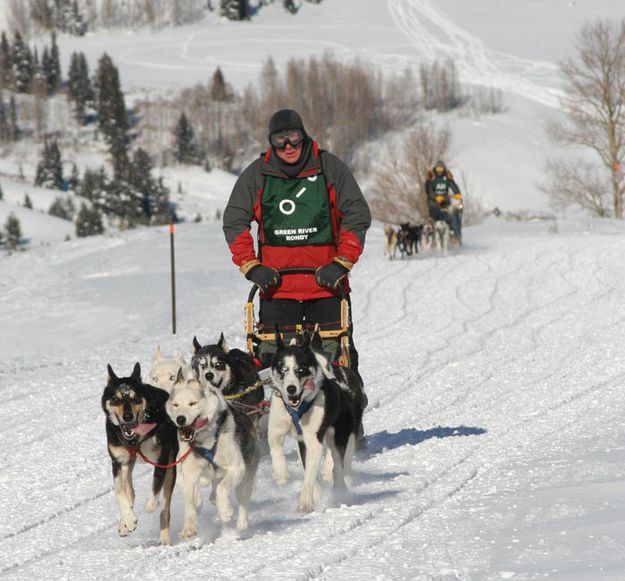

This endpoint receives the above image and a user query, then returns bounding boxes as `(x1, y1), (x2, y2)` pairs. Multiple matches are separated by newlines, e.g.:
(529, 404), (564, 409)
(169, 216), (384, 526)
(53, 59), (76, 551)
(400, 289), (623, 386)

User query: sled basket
(244, 267), (351, 368)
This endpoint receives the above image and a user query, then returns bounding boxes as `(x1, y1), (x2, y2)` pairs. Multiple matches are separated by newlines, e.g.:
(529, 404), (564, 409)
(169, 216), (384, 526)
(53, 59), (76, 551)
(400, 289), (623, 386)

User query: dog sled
(244, 267), (352, 370)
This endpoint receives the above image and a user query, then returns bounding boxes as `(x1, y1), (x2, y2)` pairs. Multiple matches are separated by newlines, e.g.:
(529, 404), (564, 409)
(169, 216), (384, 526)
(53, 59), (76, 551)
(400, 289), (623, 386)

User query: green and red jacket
(223, 141), (371, 300)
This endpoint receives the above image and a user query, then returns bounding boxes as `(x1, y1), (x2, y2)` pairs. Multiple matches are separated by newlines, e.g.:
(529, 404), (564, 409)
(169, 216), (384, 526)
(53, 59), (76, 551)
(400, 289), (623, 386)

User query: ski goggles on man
(270, 128), (304, 150)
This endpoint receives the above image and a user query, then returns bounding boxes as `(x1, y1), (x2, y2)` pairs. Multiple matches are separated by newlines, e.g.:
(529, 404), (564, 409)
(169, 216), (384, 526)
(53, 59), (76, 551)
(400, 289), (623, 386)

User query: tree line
(5, 0), (326, 38)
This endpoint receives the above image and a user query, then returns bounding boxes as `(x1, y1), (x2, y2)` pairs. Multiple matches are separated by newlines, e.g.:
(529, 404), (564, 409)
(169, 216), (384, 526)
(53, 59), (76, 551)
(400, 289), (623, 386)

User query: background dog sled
(244, 267), (352, 370)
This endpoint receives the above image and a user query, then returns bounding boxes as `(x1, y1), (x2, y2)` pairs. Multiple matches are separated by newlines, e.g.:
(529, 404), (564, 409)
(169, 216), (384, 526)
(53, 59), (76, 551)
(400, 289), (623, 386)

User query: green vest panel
(261, 173), (333, 246)
(432, 175), (450, 194)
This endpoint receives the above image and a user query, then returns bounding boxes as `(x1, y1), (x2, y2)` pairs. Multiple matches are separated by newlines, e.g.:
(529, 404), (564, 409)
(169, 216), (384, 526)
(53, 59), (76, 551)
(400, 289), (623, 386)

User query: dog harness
(192, 410), (228, 468)
(285, 397), (315, 436)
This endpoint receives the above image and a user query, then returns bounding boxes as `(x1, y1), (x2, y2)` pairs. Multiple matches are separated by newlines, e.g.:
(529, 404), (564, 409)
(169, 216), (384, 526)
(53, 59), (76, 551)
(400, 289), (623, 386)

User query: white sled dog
(268, 330), (366, 512)
(421, 219), (435, 251)
(434, 219), (450, 256)
(149, 346), (189, 392)
(383, 223), (398, 260)
(166, 370), (259, 538)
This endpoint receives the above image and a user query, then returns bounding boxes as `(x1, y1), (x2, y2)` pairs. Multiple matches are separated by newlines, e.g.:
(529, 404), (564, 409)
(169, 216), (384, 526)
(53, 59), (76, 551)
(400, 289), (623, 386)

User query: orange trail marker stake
(170, 223), (176, 335)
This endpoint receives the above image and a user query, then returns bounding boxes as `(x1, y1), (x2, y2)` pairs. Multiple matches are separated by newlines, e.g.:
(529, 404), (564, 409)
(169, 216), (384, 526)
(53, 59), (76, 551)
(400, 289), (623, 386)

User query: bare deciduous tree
(545, 19), (625, 218)
(370, 124), (452, 223)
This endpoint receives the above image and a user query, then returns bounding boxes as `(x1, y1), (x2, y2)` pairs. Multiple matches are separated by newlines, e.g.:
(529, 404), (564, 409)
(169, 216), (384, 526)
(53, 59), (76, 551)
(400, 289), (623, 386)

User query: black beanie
(269, 109), (305, 135)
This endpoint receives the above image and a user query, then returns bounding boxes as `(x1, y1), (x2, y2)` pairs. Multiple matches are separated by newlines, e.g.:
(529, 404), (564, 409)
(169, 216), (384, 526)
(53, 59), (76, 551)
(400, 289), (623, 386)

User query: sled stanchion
(170, 223), (176, 335)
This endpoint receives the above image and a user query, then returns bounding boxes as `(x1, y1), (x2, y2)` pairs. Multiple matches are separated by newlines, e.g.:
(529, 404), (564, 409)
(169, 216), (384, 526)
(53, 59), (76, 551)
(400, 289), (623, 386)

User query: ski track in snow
(387, 0), (562, 107)
(1, 221), (625, 578)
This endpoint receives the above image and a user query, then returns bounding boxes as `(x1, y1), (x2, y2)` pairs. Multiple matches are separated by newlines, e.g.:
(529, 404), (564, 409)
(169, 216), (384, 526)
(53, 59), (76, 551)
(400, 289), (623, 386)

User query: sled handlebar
(247, 267), (347, 302)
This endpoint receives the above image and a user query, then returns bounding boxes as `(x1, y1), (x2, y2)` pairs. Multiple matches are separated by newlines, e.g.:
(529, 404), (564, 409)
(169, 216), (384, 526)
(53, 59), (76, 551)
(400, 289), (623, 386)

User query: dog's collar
(192, 410), (227, 468)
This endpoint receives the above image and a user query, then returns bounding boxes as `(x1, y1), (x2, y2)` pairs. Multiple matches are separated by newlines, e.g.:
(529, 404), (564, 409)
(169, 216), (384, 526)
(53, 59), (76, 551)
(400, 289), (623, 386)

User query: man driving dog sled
(223, 109), (371, 375)
(425, 160), (463, 243)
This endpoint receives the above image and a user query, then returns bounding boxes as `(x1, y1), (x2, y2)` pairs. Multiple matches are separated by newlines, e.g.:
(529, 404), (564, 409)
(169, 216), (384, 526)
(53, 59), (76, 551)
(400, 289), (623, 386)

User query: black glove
(246, 265), (281, 293)
(315, 261), (349, 290)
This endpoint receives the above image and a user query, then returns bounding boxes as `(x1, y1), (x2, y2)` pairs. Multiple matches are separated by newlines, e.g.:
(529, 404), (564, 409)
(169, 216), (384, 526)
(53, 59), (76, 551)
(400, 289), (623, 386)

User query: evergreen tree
(23, 193), (33, 209)
(0, 32), (11, 90)
(11, 33), (34, 94)
(4, 212), (21, 249)
(68, 51), (94, 124)
(48, 32), (62, 94)
(48, 196), (75, 220)
(69, 163), (80, 191)
(127, 148), (173, 225)
(283, 0), (297, 14)
(35, 139), (64, 190)
(220, 0), (248, 20)
(75, 202), (104, 237)
(173, 112), (197, 163)
(78, 167), (107, 206)
(95, 53), (128, 155)
(0, 93), (10, 142)
(58, 0), (88, 36)
(8, 96), (19, 141)
(210, 67), (230, 101)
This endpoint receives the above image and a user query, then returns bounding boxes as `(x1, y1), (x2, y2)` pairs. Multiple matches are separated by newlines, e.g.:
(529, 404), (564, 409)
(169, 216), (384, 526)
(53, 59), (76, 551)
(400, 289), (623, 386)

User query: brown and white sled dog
(383, 223), (398, 260)
(149, 345), (189, 392)
(268, 331), (366, 512)
(102, 363), (178, 545)
(166, 370), (260, 538)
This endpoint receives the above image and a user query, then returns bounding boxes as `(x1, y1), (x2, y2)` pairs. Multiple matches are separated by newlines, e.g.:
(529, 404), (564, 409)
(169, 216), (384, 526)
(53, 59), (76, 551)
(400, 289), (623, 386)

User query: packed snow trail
(1, 220), (625, 579)
(388, 0), (562, 107)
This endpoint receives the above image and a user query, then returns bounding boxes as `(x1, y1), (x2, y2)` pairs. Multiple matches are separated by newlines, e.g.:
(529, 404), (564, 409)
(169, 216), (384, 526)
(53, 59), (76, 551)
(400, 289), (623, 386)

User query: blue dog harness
(285, 397), (315, 436)
(192, 411), (227, 468)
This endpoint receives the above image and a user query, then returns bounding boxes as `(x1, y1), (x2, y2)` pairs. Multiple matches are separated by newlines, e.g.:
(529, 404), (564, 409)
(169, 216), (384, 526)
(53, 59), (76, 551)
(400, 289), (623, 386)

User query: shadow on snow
(366, 425), (487, 456)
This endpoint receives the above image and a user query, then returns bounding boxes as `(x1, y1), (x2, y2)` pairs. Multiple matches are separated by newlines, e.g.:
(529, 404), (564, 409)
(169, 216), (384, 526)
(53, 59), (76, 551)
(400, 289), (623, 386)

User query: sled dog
(268, 330), (366, 512)
(149, 345), (189, 392)
(421, 219), (435, 251)
(167, 371), (260, 538)
(102, 363), (177, 545)
(191, 334), (264, 416)
(434, 219), (450, 256)
(383, 224), (398, 260)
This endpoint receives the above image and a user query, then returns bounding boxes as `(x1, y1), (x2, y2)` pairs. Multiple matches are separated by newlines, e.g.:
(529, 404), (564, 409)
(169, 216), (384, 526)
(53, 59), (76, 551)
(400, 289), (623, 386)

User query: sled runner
(244, 267), (352, 369)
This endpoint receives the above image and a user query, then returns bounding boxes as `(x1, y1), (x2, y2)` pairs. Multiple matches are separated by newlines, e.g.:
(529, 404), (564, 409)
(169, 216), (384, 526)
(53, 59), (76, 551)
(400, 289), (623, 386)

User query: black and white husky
(166, 371), (260, 538)
(268, 330), (366, 512)
(191, 334), (264, 416)
(101, 363), (178, 545)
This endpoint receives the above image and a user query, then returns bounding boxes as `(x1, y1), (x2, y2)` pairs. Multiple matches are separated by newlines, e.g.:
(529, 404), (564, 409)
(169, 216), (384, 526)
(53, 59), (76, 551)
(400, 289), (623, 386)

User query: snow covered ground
(2, 1), (625, 579)
(2, 218), (625, 579)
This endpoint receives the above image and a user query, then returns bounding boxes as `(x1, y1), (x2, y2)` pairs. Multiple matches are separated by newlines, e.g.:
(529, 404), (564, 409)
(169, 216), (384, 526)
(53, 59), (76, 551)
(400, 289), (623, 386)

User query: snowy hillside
(1, 219), (625, 579)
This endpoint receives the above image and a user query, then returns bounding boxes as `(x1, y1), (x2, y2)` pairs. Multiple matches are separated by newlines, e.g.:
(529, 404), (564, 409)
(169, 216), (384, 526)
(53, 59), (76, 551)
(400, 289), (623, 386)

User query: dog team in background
(384, 160), (464, 259)
(102, 330), (366, 544)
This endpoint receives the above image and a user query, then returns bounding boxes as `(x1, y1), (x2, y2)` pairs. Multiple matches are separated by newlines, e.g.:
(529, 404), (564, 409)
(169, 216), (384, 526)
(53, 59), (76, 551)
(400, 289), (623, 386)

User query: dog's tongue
(192, 417), (209, 430)
(132, 423), (157, 436)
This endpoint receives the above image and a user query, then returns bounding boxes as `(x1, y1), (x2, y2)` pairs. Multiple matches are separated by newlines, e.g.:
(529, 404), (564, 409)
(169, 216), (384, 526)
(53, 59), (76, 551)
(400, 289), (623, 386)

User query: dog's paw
(118, 514), (138, 536)
(217, 503), (233, 524)
(179, 524), (197, 540)
(272, 470), (289, 486)
(236, 513), (248, 532)
(159, 531), (172, 546)
(144, 496), (159, 513)
(297, 499), (315, 513)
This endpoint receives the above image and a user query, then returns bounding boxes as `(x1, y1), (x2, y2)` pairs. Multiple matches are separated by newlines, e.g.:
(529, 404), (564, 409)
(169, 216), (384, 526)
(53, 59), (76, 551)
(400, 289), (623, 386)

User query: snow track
(388, 0), (562, 107)
(1, 220), (625, 578)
